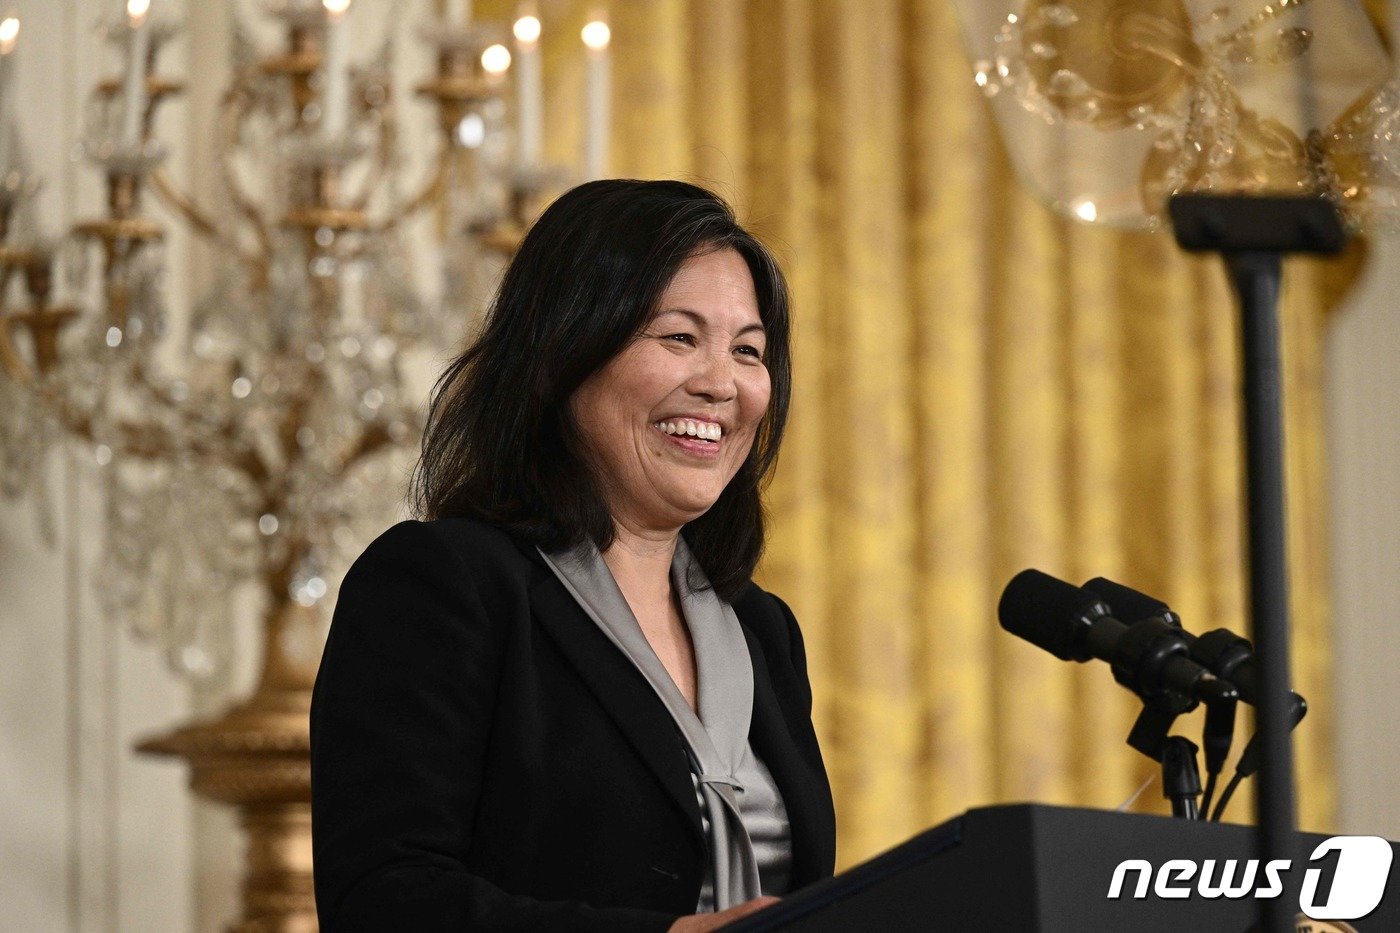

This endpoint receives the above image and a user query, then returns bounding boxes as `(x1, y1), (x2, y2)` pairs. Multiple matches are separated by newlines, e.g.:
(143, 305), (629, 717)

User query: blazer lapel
(513, 533), (834, 887)
(737, 617), (835, 890)
(527, 568), (707, 852)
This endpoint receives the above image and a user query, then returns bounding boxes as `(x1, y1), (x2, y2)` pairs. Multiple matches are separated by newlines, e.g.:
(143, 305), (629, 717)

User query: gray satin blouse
(537, 536), (793, 912)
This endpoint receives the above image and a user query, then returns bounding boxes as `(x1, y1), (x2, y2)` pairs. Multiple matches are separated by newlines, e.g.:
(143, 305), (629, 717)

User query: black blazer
(310, 517), (836, 932)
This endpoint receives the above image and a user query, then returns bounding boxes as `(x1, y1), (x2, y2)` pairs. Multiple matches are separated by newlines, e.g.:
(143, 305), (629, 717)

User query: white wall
(0, 1), (195, 930)
(1329, 230), (1400, 839)
(1324, 0), (1400, 848)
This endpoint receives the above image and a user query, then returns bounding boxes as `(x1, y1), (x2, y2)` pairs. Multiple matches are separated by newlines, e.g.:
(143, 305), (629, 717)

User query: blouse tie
(537, 536), (764, 910)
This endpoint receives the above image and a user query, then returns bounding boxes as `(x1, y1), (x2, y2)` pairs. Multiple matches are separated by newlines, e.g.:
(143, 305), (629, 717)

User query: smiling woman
(409, 180), (792, 603)
(571, 249), (773, 539)
(309, 180), (835, 932)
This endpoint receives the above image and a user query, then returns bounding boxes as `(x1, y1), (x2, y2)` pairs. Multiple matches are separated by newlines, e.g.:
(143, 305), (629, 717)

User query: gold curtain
(479, 0), (1360, 869)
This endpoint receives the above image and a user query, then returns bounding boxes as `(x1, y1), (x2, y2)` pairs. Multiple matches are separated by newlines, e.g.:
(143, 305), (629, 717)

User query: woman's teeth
(654, 419), (722, 442)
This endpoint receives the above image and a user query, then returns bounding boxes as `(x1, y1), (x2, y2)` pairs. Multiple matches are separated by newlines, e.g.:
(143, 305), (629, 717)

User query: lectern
(729, 805), (1399, 932)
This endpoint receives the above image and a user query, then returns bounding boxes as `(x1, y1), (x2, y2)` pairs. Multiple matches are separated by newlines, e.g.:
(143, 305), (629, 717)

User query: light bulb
(513, 15), (541, 45)
(581, 20), (610, 51)
(481, 43), (512, 75)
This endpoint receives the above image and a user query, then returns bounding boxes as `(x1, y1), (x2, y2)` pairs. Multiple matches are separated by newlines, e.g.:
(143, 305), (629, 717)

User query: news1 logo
(1107, 836), (1394, 921)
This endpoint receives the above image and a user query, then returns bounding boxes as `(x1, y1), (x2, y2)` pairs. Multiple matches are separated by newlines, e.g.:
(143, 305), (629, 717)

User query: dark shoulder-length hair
(409, 178), (792, 601)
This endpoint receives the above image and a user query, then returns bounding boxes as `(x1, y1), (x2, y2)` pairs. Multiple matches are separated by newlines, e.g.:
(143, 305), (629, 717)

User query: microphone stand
(1167, 194), (1346, 933)
(1160, 736), (1203, 820)
(1123, 688), (1220, 820)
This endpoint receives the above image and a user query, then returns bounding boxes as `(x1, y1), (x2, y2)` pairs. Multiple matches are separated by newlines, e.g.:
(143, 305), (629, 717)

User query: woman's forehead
(652, 305), (766, 335)
(657, 253), (760, 317)
(667, 247), (752, 286)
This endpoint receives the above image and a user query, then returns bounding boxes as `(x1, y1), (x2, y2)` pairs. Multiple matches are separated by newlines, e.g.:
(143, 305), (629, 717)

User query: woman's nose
(685, 348), (738, 402)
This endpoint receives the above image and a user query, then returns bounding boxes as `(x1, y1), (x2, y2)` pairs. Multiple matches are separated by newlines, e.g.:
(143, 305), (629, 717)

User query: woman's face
(570, 247), (772, 534)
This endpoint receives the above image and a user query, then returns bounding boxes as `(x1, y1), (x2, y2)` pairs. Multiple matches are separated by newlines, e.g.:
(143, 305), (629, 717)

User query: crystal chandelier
(954, 0), (1396, 229)
(0, 0), (611, 927)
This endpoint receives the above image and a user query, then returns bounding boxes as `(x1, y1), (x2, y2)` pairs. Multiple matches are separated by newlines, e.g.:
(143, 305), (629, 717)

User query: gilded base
(139, 678), (318, 932)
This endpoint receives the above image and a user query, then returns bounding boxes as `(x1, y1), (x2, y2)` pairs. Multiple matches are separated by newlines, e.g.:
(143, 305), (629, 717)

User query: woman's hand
(668, 896), (781, 932)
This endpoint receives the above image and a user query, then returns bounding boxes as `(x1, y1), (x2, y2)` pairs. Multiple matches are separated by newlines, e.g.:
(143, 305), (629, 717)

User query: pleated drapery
(475, 0), (1361, 869)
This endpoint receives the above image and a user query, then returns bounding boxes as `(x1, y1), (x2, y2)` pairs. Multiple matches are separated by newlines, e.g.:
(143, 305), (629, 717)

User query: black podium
(728, 804), (1399, 931)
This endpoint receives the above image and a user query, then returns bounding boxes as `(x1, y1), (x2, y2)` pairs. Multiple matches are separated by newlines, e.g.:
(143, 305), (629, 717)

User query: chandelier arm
(337, 421), (393, 474)
(221, 430), (274, 489)
(371, 150), (450, 234)
(197, 392), (276, 487)
(218, 80), (276, 263)
(30, 346), (276, 487)
(0, 321), (35, 385)
(347, 116), (396, 213)
(123, 359), (235, 457)
(0, 264), (35, 383)
(148, 168), (261, 270)
(32, 376), (271, 487)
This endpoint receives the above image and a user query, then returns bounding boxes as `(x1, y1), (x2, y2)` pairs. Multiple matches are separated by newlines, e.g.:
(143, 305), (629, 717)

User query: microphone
(1079, 577), (1237, 784)
(1080, 576), (1307, 779)
(1080, 577), (1306, 717)
(998, 570), (1238, 707)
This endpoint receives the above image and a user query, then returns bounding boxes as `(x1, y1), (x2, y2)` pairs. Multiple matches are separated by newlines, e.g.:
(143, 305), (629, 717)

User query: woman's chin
(656, 493), (724, 525)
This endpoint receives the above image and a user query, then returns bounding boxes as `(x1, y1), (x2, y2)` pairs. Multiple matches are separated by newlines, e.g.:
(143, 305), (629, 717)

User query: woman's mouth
(652, 419), (722, 459)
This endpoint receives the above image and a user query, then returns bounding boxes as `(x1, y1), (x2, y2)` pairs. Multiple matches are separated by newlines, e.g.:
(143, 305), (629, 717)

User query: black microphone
(1080, 577), (1179, 628)
(1081, 576), (1306, 718)
(998, 569), (1238, 706)
(1080, 576), (1306, 780)
(1079, 577), (1237, 784)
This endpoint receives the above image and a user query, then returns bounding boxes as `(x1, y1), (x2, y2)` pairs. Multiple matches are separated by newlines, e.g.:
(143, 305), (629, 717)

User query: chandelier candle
(446, 0), (472, 26)
(514, 8), (542, 165)
(582, 17), (610, 179)
(0, 16), (17, 176)
(120, 0), (151, 149)
(321, 0), (350, 140)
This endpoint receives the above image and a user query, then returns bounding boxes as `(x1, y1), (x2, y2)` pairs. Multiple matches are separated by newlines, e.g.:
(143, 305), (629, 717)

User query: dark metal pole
(1225, 250), (1296, 933)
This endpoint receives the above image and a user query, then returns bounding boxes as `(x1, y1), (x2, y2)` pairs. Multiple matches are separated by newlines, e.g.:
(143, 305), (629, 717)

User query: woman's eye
(664, 333), (696, 346)
(735, 345), (764, 360)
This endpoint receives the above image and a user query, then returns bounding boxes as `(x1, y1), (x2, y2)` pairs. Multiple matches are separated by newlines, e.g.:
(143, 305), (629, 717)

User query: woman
(310, 179), (836, 932)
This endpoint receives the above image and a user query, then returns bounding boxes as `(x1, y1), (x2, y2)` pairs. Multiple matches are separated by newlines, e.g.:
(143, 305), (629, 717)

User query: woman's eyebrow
(659, 307), (767, 337)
